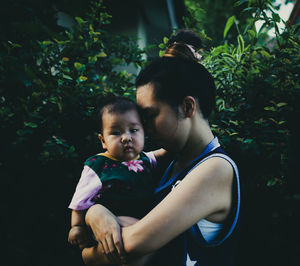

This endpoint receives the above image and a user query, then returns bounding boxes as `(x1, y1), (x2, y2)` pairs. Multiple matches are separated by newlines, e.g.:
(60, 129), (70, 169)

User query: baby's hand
(68, 226), (95, 249)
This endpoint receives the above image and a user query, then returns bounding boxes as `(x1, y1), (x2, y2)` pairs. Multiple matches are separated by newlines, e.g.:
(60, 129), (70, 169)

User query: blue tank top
(148, 138), (241, 266)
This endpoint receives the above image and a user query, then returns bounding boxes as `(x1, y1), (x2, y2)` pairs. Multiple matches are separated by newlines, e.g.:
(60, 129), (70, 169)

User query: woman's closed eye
(143, 109), (159, 123)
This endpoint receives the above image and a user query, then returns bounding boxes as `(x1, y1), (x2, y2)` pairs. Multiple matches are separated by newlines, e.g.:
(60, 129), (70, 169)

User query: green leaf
(74, 62), (84, 70)
(88, 56), (98, 64)
(25, 122), (38, 128)
(234, 0), (249, 7)
(264, 106), (276, 111)
(79, 76), (88, 81)
(159, 50), (165, 57)
(42, 41), (52, 45)
(242, 7), (256, 12)
(267, 179), (277, 187)
(62, 74), (73, 80)
(269, 118), (278, 124)
(237, 34), (245, 53)
(260, 50), (270, 59)
(158, 43), (165, 49)
(163, 37), (169, 44)
(272, 13), (281, 23)
(96, 51), (107, 57)
(229, 120), (239, 126)
(75, 17), (87, 25)
(53, 39), (70, 45)
(10, 42), (22, 48)
(248, 29), (256, 40)
(277, 102), (288, 107)
(224, 16), (236, 38)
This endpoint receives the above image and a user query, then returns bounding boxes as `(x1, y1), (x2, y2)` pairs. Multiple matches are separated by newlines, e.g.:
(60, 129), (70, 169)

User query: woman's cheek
(155, 117), (165, 135)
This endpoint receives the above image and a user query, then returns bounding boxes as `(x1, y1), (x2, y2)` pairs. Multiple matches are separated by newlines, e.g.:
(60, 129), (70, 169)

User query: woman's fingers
(112, 229), (125, 257)
(98, 241), (114, 262)
(104, 238), (120, 263)
(100, 238), (110, 255)
(99, 235), (124, 263)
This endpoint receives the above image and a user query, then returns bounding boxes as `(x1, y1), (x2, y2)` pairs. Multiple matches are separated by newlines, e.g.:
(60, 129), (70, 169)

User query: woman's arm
(86, 157), (234, 257)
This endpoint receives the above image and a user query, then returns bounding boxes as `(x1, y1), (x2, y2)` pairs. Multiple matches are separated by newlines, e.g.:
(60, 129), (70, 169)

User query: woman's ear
(182, 96), (197, 117)
(98, 134), (107, 149)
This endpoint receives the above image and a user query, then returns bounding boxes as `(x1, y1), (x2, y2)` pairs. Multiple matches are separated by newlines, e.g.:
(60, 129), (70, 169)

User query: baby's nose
(121, 133), (132, 143)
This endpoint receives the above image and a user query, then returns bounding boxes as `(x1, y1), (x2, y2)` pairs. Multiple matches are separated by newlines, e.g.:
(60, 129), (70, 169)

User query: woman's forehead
(136, 83), (156, 107)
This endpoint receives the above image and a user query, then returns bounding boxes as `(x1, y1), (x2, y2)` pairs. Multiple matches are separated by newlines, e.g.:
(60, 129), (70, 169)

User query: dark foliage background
(1, 1), (144, 265)
(1, 0), (299, 265)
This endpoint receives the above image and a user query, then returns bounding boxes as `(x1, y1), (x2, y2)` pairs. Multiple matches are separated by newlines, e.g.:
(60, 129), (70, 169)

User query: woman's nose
(145, 122), (154, 136)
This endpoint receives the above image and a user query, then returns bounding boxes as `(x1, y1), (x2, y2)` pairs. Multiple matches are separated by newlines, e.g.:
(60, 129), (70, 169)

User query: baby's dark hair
(97, 94), (141, 133)
(136, 29), (215, 119)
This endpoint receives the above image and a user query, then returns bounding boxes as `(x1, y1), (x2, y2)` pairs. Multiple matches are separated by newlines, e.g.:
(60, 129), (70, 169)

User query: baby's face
(99, 109), (145, 161)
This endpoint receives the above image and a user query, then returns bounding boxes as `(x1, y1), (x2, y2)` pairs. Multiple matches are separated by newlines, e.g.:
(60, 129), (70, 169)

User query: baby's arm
(147, 148), (173, 181)
(151, 148), (171, 164)
(68, 164), (103, 249)
(68, 210), (95, 249)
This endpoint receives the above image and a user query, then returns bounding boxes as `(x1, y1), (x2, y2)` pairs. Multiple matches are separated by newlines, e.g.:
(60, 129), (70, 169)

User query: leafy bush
(183, 0), (300, 265)
(1, 0), (144, 167)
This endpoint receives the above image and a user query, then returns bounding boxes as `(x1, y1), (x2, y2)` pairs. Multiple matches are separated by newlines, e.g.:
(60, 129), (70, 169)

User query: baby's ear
(182, 96), (197, 117)
(98, 134), (107, 149)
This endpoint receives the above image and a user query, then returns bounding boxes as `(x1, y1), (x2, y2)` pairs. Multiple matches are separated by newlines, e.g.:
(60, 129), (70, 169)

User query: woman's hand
(85, 204), (126, 263)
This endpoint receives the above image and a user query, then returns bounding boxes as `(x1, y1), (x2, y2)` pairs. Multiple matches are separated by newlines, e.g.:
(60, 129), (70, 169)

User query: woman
(82, 29), (241, 266)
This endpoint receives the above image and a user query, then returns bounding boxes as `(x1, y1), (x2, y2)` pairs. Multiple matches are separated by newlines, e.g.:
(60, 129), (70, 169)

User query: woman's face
(136, 83), (188, 151)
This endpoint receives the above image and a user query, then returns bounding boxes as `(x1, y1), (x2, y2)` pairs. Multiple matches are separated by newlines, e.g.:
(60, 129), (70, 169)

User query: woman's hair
(97, 94), (141, 133)
(165, 29), (203, 62)
(136, 29), (215, 119)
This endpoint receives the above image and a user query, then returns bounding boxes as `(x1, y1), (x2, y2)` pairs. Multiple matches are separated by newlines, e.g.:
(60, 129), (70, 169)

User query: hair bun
(164, 29), (202, 61)
(167, 29), (202, 49)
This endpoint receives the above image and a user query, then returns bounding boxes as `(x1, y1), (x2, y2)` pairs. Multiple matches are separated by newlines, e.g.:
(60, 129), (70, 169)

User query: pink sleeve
(145, 151), (157, 168)
(68, 165), (102, 210)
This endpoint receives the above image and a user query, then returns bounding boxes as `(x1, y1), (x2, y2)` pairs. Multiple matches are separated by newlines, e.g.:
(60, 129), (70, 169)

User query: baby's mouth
(124, 146), (134, 152)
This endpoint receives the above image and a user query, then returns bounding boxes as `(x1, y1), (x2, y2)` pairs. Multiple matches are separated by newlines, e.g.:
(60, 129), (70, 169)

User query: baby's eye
(130, 128), (138, 133)
(111, 131), (121, 135)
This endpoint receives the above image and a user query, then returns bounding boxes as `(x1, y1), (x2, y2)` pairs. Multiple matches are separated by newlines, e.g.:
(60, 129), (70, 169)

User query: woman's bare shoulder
(188, 155), (234, 184)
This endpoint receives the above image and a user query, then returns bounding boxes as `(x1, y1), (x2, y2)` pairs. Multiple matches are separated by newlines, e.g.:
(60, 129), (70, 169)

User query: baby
(68, 95), (159, 250)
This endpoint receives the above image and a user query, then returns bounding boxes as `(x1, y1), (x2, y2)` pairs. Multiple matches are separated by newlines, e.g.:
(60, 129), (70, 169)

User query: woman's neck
(175, 117), (214, 169)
